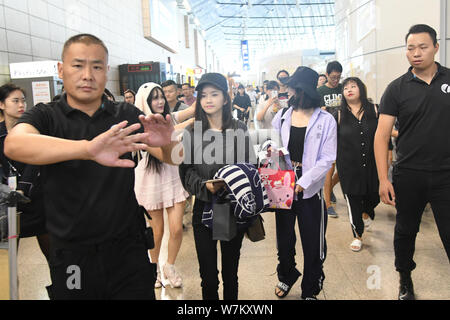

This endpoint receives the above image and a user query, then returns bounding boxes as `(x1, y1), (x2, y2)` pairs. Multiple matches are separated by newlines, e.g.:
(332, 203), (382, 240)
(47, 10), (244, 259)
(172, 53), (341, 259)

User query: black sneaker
(398, 272), (415, 300)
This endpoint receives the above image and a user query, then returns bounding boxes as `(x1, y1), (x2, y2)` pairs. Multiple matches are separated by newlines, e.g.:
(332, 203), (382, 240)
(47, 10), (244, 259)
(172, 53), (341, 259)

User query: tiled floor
(1, 185), (449, 300)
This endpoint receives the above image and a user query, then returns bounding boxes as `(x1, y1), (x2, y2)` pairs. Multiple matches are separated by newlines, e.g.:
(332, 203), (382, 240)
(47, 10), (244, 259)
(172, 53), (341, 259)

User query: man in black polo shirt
(375, 24), (450, 300)
(4, 34), (179, 300)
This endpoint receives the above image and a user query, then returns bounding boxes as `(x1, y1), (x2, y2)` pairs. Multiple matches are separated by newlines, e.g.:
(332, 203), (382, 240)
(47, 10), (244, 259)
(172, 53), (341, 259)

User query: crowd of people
(0, 23), (448, 301)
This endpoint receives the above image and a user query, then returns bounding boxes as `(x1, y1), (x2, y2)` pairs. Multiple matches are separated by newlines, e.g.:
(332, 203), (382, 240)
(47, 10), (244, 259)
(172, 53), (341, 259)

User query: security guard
(375, 24), (450, 300)
(5, 34), (179, 300)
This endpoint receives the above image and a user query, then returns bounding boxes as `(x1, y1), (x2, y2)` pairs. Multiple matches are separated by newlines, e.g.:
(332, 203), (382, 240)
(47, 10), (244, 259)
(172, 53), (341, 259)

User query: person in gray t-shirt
(162, 80), (189, 113)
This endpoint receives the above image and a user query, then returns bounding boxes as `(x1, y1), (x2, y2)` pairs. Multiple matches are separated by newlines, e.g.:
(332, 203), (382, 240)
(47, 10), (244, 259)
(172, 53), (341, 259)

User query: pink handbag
(258, 160), (295, 210)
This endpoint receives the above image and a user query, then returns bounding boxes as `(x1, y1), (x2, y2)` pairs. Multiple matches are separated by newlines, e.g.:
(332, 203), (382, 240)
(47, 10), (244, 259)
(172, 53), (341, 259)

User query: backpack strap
(173, 101), (181, 113)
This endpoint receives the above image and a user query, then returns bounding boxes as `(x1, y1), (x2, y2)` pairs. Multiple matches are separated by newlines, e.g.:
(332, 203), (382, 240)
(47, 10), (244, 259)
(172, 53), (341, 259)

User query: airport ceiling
(179, 0), (336, 60)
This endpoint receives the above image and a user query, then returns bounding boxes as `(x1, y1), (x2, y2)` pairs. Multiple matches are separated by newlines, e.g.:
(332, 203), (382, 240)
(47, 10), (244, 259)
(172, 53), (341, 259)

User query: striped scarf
(202, 163), (269, 229)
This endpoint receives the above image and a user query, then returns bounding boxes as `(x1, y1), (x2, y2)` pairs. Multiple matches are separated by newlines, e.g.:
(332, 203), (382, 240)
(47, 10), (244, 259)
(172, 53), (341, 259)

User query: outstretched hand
(86, 120), (149, 168)
(139, 114), (175, 147)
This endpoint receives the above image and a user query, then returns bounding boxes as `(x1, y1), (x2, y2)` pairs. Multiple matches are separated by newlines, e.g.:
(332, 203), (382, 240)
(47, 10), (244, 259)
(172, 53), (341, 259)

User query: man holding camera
(4, 34), (179, 300)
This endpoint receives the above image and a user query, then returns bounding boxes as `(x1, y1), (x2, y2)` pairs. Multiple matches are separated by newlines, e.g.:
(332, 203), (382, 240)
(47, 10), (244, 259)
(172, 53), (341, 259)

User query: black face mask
(289, 92), (319, 110)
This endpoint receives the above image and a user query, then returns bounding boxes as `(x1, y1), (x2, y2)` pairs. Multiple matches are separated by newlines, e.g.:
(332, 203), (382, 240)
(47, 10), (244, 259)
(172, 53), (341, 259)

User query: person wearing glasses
(317, 61), (343, 219)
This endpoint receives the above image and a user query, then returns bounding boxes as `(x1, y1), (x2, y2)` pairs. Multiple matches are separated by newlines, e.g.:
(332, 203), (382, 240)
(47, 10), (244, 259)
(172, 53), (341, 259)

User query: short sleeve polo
(16, 95), (146, 244)
(379, 63), (450, 171)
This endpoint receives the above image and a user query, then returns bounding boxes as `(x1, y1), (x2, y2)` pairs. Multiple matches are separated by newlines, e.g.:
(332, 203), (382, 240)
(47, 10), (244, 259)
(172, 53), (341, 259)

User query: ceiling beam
(215, 1), (334, 6)
(220, 24), (334, 29)
(224, 32), (307, 35)
(218, 15), (333, 19)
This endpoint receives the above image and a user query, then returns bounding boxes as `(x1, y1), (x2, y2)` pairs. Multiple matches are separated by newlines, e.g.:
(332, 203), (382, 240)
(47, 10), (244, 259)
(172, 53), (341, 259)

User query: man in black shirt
(4, 34), (179, 300)
(375, 24), (450, 300)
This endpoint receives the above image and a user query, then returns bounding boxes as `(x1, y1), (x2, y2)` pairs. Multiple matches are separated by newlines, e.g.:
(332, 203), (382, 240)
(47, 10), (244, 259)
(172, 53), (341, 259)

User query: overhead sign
(127, 64), (153, 73)
(241, 40), (250, 71)
(10, 61), (59, 79)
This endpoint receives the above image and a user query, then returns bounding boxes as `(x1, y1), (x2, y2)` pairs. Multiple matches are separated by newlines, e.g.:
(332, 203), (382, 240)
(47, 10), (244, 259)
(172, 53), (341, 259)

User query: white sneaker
(363, 217), (372, 230)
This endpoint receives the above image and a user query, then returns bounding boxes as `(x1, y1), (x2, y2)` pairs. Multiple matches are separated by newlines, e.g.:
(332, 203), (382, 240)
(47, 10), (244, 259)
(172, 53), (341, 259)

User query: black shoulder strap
(374, 103), (379, 119)
(280, 107), (289, 127)
(173, 101), (181, 113)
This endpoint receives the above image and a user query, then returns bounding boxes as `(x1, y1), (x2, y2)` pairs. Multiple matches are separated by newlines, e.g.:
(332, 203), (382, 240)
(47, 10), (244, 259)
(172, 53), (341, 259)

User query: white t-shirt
(247, 90), (257, 105)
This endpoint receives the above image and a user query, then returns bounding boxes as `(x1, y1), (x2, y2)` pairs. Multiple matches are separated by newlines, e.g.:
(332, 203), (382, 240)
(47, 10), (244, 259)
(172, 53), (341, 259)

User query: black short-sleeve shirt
(379, 63), (450, 171)
(336, 105), (379, 195)
(16, 94), (145, 244)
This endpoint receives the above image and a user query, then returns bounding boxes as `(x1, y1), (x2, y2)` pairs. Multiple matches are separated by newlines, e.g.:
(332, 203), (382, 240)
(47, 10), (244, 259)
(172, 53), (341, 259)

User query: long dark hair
(0, 84), (26, 115)
(194, 84), (233, 132)
(341, 77), (371, 117)
(146, 87), (171, 173)
(289, 88), (320, 110)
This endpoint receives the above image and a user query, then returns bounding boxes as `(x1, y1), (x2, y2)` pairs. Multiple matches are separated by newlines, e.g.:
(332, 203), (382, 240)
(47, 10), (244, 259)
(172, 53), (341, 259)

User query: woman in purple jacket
(271, 67), (337, 300)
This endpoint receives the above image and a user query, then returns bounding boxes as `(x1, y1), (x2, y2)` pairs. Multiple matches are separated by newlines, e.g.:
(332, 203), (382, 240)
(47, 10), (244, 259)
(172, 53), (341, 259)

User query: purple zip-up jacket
(272, 107), (337, 199)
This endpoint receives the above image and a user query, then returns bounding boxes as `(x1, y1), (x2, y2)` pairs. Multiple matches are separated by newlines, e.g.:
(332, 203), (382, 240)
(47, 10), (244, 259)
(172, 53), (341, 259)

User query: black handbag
(245, 215), (265, 242)
(212, 196), (237, 241)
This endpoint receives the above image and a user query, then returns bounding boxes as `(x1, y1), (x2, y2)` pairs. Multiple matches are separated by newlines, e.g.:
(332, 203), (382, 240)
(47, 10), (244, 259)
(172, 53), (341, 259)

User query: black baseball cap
(195, 73), (228, 92)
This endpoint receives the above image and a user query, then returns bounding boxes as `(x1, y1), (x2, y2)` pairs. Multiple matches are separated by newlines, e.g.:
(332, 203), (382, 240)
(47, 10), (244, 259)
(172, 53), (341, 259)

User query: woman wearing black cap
(271, 67), (337, 300)
(179, 73), (254, 300)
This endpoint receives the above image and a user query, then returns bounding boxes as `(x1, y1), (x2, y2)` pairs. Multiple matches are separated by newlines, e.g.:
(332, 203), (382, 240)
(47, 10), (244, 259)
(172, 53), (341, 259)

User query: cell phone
(202, 179), (225, 184)
(271, 91), (278, 98)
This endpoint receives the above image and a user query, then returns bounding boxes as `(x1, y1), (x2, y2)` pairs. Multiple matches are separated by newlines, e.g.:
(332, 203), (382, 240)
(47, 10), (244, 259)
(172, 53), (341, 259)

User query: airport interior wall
(0, 0), (216, 98)
(335, 0), (446, 103)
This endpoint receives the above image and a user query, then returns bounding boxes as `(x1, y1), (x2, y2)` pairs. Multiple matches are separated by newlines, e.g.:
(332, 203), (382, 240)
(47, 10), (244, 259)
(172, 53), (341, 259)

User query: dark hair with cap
(285, 66), (321, 110)
(194, 73), (233, 131)
(326, 61), (343, 75)
(405, 24), (438, 46)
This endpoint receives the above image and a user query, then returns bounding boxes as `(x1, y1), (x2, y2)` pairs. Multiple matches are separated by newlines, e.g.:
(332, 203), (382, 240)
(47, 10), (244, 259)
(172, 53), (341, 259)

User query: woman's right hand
(206, 181), (225, 194)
